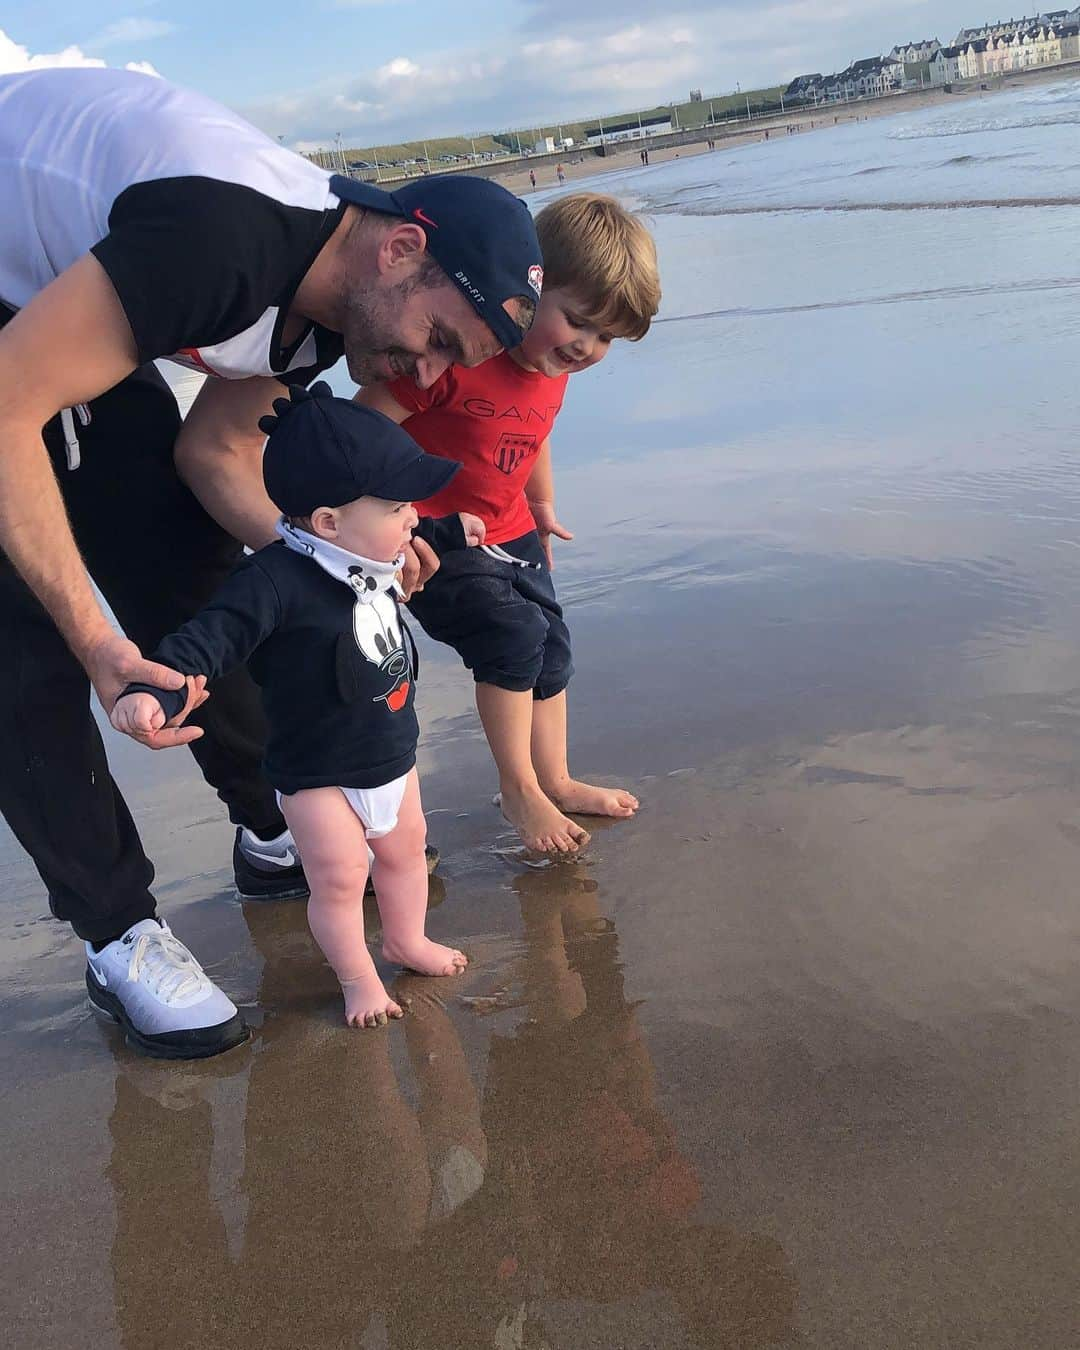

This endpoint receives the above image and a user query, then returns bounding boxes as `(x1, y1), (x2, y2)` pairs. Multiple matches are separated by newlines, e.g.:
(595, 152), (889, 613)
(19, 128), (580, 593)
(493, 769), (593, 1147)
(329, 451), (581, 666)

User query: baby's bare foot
(501, 783), (590, 853)
(340, 969), (404, 1028)
(382, 937), (468, 977)
(547, 777), (639, 819)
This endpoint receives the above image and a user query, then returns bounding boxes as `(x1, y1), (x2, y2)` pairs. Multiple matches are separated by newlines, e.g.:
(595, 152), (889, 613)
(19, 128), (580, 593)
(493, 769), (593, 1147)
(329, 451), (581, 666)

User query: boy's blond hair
(534, 193), (660, 341)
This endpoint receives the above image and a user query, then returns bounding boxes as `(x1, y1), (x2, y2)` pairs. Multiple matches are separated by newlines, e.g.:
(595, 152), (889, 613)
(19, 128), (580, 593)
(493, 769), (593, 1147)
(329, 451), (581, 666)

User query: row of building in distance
(785, 10), (1080, 104)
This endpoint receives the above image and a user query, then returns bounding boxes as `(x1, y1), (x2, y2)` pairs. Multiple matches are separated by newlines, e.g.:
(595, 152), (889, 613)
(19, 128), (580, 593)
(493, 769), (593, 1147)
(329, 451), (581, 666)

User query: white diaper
(276, 772), (410, 839)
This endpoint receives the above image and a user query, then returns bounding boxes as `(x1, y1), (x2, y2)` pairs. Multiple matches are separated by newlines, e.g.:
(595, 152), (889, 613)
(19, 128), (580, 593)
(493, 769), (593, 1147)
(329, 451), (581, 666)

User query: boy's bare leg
(531, 690), (639, 819)
(373, 771), (468, 977)
(280, 786), (403, 1028)
(475, 682), (590, 853)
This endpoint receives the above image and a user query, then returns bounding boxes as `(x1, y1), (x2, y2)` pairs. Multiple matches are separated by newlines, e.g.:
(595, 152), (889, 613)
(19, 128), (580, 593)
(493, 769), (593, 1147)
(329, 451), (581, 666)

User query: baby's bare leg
(280, 787), (402, 1027)
(372, 772), (468, 977)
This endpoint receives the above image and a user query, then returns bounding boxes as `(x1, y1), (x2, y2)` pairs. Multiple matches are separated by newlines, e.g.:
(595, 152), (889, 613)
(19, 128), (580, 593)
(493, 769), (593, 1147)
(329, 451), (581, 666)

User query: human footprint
(340, 968), (404, 1028)
(382, 937), (469, 977)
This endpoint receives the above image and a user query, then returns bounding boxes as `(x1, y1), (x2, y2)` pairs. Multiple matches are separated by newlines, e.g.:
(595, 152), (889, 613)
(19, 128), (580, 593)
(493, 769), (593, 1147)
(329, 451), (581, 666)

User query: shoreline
(486, 61), (1080, 196)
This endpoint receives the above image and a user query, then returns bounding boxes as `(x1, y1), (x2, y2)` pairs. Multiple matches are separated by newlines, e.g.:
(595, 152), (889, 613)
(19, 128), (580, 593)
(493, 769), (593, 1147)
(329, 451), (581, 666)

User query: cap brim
(375, 455), (461, 505)
(329, 174), (407, 217)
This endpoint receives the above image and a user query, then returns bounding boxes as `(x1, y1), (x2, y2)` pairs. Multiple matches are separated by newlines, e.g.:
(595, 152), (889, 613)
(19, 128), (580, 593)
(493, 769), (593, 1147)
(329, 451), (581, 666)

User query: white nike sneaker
(85, 919), (248, 1059)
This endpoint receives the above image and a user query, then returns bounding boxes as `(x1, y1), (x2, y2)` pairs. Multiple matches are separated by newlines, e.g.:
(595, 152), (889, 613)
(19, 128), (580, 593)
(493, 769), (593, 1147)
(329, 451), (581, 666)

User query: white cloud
(0, 28), (105, 73)
(0, 26), (165, 77)
(86, 18), (178, 51)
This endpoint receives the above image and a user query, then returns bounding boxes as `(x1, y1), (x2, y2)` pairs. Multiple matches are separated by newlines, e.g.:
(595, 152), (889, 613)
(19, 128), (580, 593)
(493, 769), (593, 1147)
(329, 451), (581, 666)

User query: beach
(8, 69), (1080, 1347)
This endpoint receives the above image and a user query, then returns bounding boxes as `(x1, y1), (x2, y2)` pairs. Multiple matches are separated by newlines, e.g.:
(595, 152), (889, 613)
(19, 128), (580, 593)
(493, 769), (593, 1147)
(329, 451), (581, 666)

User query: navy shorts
(407, 530), (573, 699)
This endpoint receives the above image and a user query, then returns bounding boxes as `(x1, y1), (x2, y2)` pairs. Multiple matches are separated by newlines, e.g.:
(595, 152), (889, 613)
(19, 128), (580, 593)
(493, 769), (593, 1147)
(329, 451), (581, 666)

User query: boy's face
(515, 286), (616, 378)
(313, 495), (419, 562)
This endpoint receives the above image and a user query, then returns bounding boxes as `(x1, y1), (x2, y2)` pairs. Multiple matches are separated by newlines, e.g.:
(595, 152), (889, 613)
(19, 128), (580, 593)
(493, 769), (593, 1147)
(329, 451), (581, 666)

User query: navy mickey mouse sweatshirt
(124, 515), (466, 794)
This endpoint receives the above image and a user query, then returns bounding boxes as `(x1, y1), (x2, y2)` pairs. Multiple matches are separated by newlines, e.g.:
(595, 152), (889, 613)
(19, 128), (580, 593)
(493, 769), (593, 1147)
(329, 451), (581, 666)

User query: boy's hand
(459, 512), (486, 547)
(529, 501), (573, 569)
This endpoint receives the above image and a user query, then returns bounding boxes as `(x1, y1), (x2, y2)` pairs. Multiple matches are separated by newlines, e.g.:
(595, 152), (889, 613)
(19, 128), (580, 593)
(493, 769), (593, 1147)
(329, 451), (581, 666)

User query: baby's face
(326, 495), (419, 562)
(516, 285), (616, 378)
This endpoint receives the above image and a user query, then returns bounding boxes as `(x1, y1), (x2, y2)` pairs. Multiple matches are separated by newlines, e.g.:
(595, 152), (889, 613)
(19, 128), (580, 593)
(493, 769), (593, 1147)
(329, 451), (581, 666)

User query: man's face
(341, 270), (505, 390)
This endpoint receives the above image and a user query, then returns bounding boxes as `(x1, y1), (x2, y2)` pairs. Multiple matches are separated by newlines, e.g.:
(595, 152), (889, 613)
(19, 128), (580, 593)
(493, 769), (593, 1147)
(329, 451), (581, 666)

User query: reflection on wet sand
(106, 872), (796, 1350)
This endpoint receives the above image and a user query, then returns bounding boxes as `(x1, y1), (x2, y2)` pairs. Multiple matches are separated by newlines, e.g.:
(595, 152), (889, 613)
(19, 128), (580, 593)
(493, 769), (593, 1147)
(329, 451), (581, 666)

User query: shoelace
(126, 927), (208, 1004)
(480, 543), (542, 570)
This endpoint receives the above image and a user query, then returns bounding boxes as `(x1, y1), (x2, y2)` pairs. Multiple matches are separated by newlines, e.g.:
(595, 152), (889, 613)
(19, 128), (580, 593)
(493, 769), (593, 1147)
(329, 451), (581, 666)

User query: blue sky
(0, 3), (1019, 147)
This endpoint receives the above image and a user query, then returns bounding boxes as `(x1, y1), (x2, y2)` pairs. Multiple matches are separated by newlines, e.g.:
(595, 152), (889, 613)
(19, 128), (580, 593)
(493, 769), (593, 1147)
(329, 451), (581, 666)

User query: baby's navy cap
(328, 173), (542, 352)
(260, 382), (460, 515)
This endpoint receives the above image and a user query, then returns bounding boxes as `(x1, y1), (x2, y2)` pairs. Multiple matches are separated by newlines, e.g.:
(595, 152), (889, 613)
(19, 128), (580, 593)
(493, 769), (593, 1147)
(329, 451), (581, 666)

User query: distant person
(358, 194), (661, 854)
(110, 387), (478, 1029)
(529, 168), (536, 189)
(556, 163), (566, 184)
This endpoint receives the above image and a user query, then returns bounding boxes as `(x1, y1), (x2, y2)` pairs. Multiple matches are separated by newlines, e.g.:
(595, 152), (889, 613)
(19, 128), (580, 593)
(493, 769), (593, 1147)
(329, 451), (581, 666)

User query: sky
(0, 3), (1029, 148)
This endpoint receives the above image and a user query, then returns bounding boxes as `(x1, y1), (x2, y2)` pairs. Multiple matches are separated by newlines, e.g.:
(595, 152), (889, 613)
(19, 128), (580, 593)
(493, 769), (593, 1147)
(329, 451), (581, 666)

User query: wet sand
(9, 77), (1080, 1349)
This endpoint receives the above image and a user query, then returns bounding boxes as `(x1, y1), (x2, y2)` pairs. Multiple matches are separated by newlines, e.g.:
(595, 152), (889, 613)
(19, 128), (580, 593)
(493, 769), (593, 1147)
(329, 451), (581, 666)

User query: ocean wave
(652, 274), (1080, 324)
(891, 109), (1080, 139)
(654, 196), (1080, 215)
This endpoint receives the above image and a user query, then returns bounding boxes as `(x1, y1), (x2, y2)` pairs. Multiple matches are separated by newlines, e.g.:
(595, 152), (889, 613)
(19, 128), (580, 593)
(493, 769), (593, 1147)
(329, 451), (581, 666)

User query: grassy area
(310, 85), (786, 169)
(309, 134), (508, 170)
(492, 87), (788, 149)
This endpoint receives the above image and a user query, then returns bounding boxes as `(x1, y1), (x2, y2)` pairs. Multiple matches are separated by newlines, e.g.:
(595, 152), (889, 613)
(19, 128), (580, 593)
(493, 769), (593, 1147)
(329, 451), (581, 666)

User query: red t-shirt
(387, 353), (569, 546)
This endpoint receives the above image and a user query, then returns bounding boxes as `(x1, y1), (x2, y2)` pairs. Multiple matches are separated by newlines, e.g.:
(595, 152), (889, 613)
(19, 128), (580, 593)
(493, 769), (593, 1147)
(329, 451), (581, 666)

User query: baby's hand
(459, 512), (486, 547)
(111, 692), (166, 738)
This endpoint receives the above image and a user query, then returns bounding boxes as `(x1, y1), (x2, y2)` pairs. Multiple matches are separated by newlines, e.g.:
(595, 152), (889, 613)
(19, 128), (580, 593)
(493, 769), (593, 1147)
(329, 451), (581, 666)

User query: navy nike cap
(329, 173), (543, 352)
(260, 382), (460, 515)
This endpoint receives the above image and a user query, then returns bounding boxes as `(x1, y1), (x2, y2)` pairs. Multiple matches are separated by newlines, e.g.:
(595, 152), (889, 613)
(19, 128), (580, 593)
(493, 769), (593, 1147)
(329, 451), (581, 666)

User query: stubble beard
(341, 280), (420, 386)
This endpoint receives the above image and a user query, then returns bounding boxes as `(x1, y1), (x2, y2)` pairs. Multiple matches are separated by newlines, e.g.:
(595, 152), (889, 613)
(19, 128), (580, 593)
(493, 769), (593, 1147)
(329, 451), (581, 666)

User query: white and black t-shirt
(0, 67), (346, 383)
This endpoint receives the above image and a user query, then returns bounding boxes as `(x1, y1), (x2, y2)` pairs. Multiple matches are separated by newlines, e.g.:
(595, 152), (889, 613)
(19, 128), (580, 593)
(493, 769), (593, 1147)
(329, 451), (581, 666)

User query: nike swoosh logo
(89, 963), (109, 988)
(413, 207), (438, 229)
(244, 846), (299, 869)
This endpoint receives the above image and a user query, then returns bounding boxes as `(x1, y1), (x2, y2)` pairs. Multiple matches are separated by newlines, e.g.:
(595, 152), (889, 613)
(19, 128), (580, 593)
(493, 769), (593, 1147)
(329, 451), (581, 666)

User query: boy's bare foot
(501, 783), (591, 853)
(340, 969), (405, 1028)
(382, 937), (469, 977)
(545, 777), (639, 819)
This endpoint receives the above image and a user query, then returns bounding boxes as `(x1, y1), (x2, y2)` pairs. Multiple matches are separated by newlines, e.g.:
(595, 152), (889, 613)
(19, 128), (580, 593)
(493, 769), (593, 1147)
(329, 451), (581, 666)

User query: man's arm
(525, 438), (573, 569)
(0, 254), (193, 738)
(174, 375), (287, 551)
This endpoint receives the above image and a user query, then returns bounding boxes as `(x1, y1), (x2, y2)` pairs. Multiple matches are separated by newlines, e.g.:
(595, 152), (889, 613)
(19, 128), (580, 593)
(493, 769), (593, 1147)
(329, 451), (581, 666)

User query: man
(0, 67), (541, 1059)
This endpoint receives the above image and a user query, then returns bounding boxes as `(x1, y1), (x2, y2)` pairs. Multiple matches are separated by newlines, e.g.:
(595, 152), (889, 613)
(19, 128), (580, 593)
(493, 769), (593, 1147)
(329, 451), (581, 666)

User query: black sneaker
(234, 827), (440, 901)
(234, 826), (309, 901)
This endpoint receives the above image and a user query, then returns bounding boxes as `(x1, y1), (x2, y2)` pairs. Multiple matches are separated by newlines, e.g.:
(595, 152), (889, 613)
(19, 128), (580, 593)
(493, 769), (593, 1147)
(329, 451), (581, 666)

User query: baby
(112, 382), (482, 1027)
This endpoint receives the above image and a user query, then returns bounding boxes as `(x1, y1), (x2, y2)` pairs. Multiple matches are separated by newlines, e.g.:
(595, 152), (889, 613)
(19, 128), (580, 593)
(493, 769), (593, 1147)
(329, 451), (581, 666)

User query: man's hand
(528, 501), (574, 569)
(83, 632), (205, 748)
(399, 536), (440, 600)
(459, 512), (487, 548)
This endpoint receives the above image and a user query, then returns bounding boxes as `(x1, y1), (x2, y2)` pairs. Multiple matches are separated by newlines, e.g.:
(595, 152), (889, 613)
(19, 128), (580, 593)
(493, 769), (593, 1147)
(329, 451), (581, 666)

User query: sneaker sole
(86, 972), (250, 1061)
(235, 844), (440, 902)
